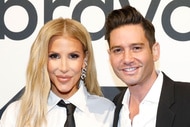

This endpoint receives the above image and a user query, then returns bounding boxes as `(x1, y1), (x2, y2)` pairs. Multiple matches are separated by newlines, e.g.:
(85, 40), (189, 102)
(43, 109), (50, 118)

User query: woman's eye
(49, 53), (60, 59)
(69, 53), (79, 59)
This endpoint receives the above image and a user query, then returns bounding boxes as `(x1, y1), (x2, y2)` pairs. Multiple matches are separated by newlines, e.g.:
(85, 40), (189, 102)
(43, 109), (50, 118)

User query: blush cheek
(47, 63), (57, 84)
(48, 72), (55, 84)
(48, 60), (57, 74)
(47, 61), (53, 73)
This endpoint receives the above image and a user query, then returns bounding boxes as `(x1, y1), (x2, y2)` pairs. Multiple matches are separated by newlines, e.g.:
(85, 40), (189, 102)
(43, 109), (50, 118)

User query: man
(105, 5), (190, 127)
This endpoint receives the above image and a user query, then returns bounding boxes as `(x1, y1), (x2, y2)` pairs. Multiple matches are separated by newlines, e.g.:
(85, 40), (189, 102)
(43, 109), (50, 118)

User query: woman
(1, 18), (115, 127)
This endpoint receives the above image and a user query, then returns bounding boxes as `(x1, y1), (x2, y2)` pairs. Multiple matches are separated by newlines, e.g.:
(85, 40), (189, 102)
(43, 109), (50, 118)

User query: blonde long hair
(17, 18), (102, 127)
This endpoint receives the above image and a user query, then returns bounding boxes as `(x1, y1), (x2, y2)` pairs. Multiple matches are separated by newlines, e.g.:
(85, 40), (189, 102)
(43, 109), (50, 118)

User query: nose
(122, 50), (134, 65)
(59, 57), (68, 73)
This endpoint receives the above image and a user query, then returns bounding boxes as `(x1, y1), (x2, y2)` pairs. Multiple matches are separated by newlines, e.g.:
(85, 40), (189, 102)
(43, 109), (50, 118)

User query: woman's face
(48, 35), (86, 99)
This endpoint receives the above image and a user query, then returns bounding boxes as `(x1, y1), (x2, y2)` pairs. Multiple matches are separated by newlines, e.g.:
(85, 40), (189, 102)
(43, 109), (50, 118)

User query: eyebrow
(130, 43), (144, 46)
(110, 42), (144, 50)
(110, 46), (121, 50)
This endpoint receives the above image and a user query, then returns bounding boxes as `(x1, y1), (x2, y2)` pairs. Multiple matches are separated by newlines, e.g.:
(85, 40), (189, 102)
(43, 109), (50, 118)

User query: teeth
(124, 67), (136, 72)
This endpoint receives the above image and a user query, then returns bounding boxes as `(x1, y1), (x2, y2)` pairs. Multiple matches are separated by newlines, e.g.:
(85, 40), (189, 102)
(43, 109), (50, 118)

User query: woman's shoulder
(1, 100), (21, 119)
(87, 94), (115, 108)
(0, 100), (21, 126)
(5, 100), (21, 109)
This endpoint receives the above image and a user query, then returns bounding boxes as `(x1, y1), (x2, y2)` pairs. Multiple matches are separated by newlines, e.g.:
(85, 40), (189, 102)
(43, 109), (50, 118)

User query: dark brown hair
(105, 5), (156, 48)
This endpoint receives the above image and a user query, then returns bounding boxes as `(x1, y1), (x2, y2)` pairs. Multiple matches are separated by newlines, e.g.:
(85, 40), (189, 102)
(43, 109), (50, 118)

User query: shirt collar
(47, 80), (88, 112)
(122, 71), (164, 105)
(143, 71), (163, 103)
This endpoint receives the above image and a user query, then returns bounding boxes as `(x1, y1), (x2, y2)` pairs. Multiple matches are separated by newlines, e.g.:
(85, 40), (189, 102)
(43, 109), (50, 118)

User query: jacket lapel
(156, 73), (175, 127)
(113, 89), (127, 127)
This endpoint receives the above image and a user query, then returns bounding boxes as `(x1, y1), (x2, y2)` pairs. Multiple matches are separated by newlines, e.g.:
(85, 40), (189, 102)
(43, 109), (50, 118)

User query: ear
(152, 42), (160, 62)
(107, 49), (111, 62)
(82, 52), (88, 68)
(107, 49), (111, 55)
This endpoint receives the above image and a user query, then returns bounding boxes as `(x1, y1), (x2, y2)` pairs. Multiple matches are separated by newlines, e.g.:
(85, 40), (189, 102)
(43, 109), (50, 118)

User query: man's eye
(111, 48), (123, 54)
(132, 46), (142, 52)
(69, 53), (79, 59)
(49, 53), (60, 59)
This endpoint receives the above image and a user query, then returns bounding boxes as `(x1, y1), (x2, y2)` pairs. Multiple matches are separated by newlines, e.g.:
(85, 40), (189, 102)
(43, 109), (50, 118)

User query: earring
(81, 60), (87, 80)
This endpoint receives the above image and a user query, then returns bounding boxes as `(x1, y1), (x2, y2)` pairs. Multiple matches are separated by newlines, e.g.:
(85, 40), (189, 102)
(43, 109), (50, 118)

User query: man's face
(109, 24), (159, 87)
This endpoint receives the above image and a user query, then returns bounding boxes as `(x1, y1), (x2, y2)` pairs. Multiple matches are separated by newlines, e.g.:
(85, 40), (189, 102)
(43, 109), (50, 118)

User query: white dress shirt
(1, 81), (115, 127)
(118, 71), (163, 127)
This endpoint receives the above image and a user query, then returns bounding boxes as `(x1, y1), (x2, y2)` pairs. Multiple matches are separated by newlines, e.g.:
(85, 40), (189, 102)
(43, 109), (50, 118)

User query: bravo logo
(0, 0), (190, 41)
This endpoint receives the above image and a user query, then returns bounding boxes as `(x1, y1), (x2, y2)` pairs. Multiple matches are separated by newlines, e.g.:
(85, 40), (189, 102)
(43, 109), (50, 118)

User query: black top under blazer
(113, 72), (190, 127)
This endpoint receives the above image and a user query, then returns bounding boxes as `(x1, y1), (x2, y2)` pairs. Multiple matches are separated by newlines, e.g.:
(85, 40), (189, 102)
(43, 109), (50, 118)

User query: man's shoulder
(163, 72), (190, 96)
(174, 80), (190, 94)
(163, 72), (190, 88)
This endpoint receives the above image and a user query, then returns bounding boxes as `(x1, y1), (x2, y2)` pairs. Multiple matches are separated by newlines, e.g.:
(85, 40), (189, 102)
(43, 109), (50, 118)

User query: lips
(121, 64), (143, 74)
(121, 64), (143, 72)
(123, 67), (137, 72)
(56, 75), (72, 83)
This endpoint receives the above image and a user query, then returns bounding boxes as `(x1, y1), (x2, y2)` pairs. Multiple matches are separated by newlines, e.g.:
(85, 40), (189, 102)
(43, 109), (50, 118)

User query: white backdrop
(0, 0), (190, 108)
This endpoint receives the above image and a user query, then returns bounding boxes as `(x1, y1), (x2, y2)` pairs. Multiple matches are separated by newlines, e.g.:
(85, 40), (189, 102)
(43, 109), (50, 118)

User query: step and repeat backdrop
(0, 0), (190, 115)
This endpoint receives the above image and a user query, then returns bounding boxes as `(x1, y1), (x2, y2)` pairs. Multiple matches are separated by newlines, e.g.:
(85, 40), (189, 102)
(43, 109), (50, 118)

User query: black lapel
(156, 73), (175, 127)
(113, 89), (127, 127)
